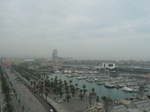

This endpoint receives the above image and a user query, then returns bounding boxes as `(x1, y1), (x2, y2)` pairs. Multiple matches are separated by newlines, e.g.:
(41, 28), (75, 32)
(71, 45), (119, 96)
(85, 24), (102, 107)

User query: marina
(47, 71), (150, 100)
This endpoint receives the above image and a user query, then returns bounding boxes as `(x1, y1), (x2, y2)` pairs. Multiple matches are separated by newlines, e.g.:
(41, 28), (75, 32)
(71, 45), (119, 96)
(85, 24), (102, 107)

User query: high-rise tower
(52, 49), (57, 60)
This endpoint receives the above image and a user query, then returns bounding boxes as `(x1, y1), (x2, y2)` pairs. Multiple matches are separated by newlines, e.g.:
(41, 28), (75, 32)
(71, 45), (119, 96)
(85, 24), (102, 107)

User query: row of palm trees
(12, 65), (97, 102)
(0, 66), (13, 112)
(13, 65), (47, 86)
(12, 65), (109, 105)
(1, 66), (26, 112)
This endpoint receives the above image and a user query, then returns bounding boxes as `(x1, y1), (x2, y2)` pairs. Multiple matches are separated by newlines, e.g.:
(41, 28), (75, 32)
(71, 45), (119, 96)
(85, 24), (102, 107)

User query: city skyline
(0, 0), (150, 61)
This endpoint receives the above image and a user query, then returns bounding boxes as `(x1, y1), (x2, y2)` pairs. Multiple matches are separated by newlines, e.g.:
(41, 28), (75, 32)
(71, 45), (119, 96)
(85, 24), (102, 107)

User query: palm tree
(57, 83), (63, 94)
(15, 94), (17, 99)
(35, 78), (38, 83)
(41, 77), (43, 82)
(18, 99), (21, 106)
(83, 84), (87, 94)
(79, 89), (83, 93)
(36, 84), (39, 93)
(69, 80), (72, 87)
(58, 79), (63, 87)
(3, 94), (11, 103)
(65, 85), (69, 92)
(75, 83), (78, 91)
(45, 92), (48, 101)
(53, 78), (59, 93)
(2, 84), (9, 94)
(3, 102), (13, 112)
(79, 94), (84, 100)
(65, 88), (71, 102)
(101, 96), (108, 102)
(66, 94), (71, 102)
(46, 75), (49, 80)
(51, 78), (53, 82)
(54, 76), (58, 81)
(64, 80), (68, 87)
(70, 85), (76, 96)
(40, 82), (44, 96)
(13, 89), (16, 94)
(91, 88), (95, 93)
(59, 90), (64, 97)
(30, 81), (33, 87)
(54, 76), (58, 83)
(22, 106), (25, 112)
(79, 89), (84, 100)
(33, 81), (36, 88)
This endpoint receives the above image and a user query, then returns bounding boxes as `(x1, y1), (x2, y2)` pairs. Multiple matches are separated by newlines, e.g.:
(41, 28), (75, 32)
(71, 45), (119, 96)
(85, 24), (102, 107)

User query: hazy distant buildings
(24, 59), (35, 62)
(40, 62), (63, 67)
(52, 49), (64, 60)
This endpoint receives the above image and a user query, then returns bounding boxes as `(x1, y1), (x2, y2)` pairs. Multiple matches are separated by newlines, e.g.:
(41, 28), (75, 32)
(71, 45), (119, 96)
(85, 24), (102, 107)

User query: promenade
(44, 92), (97, 112)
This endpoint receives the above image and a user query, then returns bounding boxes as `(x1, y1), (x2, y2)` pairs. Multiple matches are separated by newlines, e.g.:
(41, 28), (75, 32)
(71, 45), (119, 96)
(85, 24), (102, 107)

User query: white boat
(76, 77), (87, 80)
(115, 84), (125, 89)
(86, 79), (94, 83)
(55, 70), (60, 73)
(122, 86), (133, 92)
(66, 74), (73, 78)
(104, 82), (115, 88)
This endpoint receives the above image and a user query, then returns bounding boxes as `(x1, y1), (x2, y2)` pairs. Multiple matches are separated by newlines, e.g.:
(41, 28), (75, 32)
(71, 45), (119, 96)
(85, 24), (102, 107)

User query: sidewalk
(46, 92), (96, 112)
(43, 94), (67, 112)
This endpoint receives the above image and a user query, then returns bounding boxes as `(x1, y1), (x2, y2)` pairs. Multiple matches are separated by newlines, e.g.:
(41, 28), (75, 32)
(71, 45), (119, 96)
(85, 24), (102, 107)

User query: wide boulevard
(4, 68), (47, 112)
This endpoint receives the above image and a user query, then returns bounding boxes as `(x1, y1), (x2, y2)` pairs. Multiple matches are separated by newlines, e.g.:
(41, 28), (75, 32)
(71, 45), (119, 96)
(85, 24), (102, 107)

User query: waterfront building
(102, 63), (115, 69)
(121, 66), (150, 74)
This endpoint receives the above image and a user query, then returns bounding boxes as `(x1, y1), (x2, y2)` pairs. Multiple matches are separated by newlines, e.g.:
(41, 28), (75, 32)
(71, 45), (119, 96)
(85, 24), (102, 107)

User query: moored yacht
(97, 82), (104, 85)
(122, 86), (133, 92)
(104, 82), (115, 88)
(115, 84), (125, 89)
(76, 77), (87, 80)
(66, 74), (73, 78)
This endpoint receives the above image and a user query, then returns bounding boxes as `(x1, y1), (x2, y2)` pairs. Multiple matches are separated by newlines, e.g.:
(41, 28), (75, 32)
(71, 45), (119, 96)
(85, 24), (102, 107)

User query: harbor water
(48, 73), (142, 100)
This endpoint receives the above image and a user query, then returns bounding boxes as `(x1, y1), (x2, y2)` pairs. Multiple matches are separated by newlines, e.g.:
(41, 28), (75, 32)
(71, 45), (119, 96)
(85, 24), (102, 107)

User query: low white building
(102, 63), (115, 69)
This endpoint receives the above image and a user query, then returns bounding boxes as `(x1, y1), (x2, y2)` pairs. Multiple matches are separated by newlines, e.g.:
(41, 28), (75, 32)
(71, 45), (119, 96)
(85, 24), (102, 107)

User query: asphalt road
(5, 68), (47, 112)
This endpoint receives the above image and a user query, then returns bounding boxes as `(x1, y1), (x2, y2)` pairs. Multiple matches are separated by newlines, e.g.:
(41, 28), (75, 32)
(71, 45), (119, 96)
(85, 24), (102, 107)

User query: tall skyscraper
(52, 49), (57, 60)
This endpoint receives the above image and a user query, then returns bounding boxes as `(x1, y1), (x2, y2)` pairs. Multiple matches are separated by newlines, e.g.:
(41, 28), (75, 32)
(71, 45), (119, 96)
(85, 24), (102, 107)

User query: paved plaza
(46, 92), (98, 112)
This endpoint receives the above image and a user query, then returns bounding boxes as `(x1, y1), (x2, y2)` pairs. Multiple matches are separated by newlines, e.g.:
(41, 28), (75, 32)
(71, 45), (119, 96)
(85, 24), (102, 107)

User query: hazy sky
(0, 0), (150, 61)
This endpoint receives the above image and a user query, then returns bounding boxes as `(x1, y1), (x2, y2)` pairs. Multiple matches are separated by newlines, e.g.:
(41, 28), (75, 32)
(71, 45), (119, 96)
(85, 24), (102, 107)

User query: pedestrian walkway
(46, 92), (96, 112)
(43, 94), (67, 112)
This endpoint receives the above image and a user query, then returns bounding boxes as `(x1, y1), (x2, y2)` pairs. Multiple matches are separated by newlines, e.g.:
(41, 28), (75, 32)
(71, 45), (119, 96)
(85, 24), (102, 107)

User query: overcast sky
(0, 0), (150, 61)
